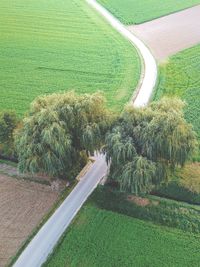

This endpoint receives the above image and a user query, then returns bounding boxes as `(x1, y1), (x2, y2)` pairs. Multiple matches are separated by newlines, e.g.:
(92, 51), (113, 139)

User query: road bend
(87, 0), (157, 107)
(13, 1), (157, 266)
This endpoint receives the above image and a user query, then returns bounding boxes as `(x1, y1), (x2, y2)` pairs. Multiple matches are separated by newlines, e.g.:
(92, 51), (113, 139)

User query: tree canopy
(105, 98), (197, 194)
(15, 91), (112, 178)
(0, 111), (18, 159)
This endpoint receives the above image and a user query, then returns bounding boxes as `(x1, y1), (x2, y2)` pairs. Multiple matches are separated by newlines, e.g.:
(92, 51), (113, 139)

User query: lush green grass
(154, 45), (200, 140)
(0, 0), (140, 116)
(97, 0), (200, 24)
(44, 204), (200, 267)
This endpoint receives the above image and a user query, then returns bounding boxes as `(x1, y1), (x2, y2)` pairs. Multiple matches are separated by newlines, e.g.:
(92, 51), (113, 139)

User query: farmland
(0, 174), (58, 267)
(1, 0), (200, 266)
(128, 5), (200, 62)
(154, 44), (200, 140)
(0, 0), (140, 116)
(97, 0), (200, 24)
(44, 205), (200, 267)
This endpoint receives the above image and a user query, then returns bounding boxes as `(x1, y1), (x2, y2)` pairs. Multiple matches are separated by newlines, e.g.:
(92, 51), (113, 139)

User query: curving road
(13, 1), (157, 267)
(87, 0), (157, 107)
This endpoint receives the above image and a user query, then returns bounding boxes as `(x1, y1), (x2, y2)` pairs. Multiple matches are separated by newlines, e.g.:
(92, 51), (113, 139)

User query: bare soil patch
(127, 195), (159, 207)
(127, 195), (150, 206)
(128, 5), (200, 61)
(0, 174), (58, 267)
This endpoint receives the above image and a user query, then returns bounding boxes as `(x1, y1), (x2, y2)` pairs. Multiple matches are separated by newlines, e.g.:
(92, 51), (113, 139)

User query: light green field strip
(44, 205), (200, 267)
(0, 0), (140, 116)
(97, 0), (200, 24)
(154, 44), (200, 139)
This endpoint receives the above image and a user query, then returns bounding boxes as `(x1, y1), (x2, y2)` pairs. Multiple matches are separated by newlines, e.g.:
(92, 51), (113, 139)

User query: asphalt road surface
(13, 154), (107, 267)
(87, 0), (157, 107)
(13, 1), (157, 266)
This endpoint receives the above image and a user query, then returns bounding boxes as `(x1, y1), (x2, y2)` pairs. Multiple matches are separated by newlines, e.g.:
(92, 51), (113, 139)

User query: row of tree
(0, 92), (197, 194)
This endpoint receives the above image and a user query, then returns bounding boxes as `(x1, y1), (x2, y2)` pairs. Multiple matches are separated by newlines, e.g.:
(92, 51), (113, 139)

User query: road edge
(87, 0), (158, 107)
(13, 2), (158, 266)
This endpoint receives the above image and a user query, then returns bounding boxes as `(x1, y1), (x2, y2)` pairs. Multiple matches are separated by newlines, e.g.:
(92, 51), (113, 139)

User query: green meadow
(44, 205), (200, 267)
(97, 0), (200, 24)
(0, 0), (140, 116)
(154, 45), (200, 139)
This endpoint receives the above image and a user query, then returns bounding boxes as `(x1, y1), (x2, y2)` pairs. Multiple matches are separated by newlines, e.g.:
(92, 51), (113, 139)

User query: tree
(105, 98), (197, 194)
(0, 111), (18, 159)
(15, 91), (112, 178)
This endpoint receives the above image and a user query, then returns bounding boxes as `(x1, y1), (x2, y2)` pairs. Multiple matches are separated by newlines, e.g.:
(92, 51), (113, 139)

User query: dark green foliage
(105, 98), (197, 194)
(0, 111), (18, 159)
(91, 186), (200, 234)
(15, 92), (112, 178)
(153, 182), (200, 205)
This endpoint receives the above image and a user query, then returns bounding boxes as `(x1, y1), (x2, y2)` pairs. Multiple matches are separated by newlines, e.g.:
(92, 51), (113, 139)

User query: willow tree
(15, 91), (112, 179)
(105, 98), (197, 194)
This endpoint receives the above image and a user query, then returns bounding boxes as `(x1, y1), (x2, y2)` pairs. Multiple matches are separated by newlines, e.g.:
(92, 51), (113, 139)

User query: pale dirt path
(0, 174), (58, 267)
(128, 5), (200, 62)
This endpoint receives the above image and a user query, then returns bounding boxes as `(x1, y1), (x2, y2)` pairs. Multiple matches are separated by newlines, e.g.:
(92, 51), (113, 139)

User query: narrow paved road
(87, 0), (157, 107)
(13, 1), (157, 267)
(13, 154), (107, 267)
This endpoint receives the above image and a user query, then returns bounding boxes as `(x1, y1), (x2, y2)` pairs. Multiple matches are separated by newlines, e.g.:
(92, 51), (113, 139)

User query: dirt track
(128, 5), (200, 61)
(0, 174), (58, 267)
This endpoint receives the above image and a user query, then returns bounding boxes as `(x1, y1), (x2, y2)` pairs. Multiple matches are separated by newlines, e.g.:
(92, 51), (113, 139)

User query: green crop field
(44, 205), (200, 267)
(0, 0), (140, 116)
(97, 0), (200, 24)
(154, 45), (200, 139)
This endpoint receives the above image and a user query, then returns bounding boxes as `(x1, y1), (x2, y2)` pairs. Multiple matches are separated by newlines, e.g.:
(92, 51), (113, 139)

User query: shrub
(0, 111), (18, 160)
(152, 182), (200, 205)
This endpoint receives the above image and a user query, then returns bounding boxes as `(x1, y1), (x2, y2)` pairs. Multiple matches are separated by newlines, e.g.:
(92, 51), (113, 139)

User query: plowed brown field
(0, 174), (58, 267)
(128, 5), (200, 61)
